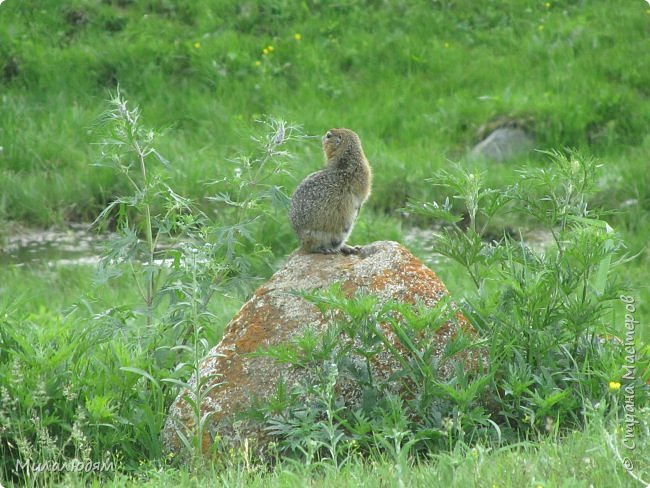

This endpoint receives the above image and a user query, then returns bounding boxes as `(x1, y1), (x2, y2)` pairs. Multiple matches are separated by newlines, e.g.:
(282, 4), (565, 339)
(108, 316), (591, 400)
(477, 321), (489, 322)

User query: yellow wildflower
(544, 2), (551, 8)
(194, 41), (201, 49)
(262, 48), (269, 55)
(609, 381), (621, 391)
(444, 42), (449, 49)
(294, 32), (302, 41)
(254, 60), (261, 67)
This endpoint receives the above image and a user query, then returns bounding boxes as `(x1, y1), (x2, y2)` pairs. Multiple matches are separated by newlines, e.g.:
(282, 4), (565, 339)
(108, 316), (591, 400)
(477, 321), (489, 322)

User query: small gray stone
(470, 127), (534, 162)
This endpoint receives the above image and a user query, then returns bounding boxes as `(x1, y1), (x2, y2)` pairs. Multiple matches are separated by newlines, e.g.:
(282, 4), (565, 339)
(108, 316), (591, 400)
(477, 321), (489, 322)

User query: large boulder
(162, 240), (486, 458)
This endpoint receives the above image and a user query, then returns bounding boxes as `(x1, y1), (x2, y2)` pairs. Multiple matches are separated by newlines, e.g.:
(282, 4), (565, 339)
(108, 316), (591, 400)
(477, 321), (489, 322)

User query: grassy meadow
(1, 0), (649, 486)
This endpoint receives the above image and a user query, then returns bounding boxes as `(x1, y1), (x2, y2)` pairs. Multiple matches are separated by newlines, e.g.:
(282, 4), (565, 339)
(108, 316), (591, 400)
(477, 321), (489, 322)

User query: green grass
(1, 1), (649, 224)
(1, 1), (649, 487)
(28, 414), (650, 487)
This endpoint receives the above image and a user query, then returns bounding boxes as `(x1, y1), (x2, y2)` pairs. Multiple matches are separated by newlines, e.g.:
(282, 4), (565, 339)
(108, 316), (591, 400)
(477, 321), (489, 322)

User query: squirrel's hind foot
(340, 244), (362, 255)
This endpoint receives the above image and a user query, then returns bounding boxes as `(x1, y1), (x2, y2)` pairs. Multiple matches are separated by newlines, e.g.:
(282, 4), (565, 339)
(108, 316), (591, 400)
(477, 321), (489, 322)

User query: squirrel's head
(322, 128), (362, 161)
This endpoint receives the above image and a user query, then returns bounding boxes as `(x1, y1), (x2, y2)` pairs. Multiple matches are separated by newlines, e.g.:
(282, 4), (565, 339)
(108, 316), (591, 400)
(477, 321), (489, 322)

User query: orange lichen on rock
(162, 240), (487, 459)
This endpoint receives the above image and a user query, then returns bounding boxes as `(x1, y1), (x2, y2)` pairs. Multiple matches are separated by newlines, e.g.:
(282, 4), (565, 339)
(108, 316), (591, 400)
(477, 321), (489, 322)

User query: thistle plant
(92, 88), (193, 328)
(407, 150), (643, 433)
(90, 90), (305, 466)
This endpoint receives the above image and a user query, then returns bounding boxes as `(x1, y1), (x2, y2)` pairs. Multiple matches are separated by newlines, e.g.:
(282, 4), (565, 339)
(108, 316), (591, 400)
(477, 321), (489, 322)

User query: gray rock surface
(470, 127), (534, 162)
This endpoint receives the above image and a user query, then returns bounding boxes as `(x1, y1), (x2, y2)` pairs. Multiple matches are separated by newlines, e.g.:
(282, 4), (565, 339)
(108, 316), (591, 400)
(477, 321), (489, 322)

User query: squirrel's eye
(325, 132), (332, 139)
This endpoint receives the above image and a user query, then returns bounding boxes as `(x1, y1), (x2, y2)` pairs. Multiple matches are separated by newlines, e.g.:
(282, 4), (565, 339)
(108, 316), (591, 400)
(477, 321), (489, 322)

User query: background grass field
(1, 1), (649, 486)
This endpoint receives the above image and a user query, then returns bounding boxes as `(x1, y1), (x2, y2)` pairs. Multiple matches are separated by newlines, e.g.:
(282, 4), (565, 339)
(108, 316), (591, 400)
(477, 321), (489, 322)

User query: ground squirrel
(289, 128), (372, 255)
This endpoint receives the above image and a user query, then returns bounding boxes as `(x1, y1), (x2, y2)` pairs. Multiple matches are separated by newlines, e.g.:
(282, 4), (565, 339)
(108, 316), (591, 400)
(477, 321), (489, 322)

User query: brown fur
(289, 128), (372, 254)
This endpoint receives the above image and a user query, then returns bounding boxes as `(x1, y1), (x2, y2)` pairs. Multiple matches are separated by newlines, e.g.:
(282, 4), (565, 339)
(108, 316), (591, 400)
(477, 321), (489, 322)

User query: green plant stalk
(137, 142), (155, 327)
(189, 252), (206, 464)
